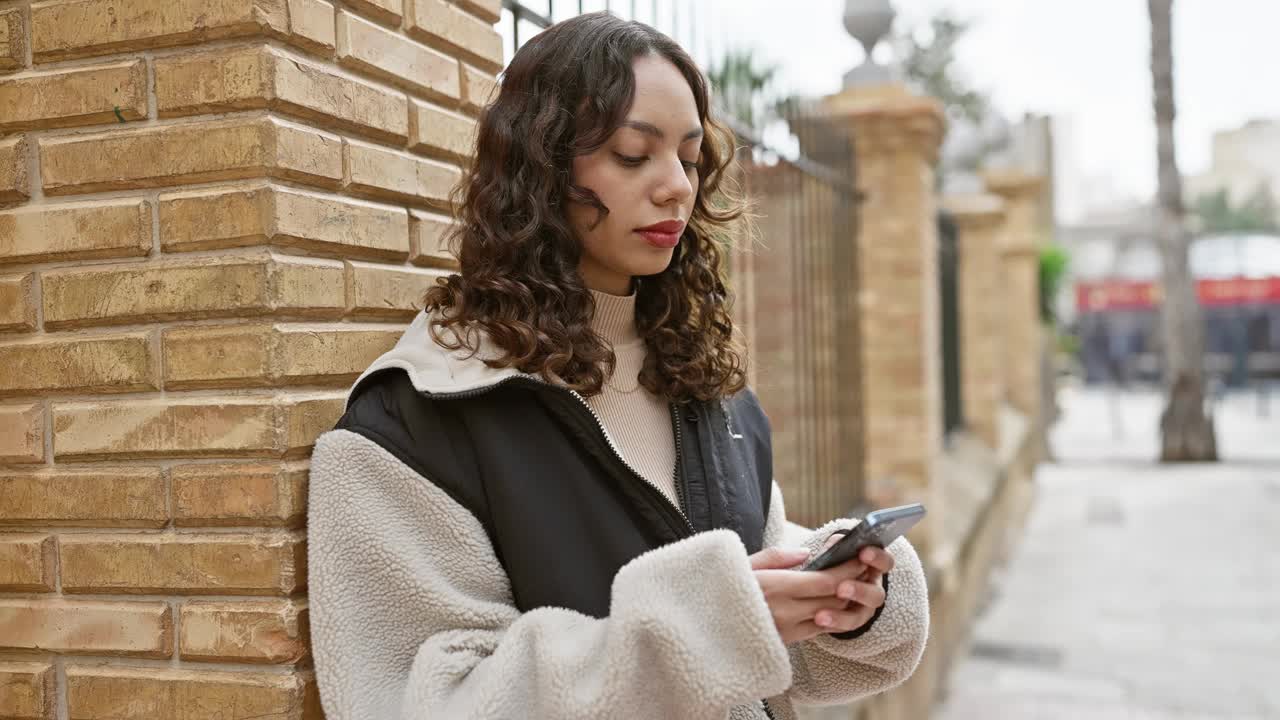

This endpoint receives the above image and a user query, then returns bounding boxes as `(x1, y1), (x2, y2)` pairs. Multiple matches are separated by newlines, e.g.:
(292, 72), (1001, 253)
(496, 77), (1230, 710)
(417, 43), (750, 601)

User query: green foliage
(1038, 244), (1070, 325)
(707, 49), (779, 131)
(900, 13), (990, 125)
(1192, 184), (1279, 234)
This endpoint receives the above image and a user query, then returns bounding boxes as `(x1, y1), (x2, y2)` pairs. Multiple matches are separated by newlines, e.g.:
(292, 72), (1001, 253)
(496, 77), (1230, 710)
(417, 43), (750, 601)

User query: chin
(625, 252), (675, 278)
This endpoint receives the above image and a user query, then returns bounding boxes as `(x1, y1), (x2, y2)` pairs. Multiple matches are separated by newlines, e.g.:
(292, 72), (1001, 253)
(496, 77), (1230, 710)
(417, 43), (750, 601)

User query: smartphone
(802, 503), (926, 572)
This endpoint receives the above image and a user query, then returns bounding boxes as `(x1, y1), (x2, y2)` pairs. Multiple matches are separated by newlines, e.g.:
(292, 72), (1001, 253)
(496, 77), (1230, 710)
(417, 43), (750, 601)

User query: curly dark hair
(423, 11), (749, 403)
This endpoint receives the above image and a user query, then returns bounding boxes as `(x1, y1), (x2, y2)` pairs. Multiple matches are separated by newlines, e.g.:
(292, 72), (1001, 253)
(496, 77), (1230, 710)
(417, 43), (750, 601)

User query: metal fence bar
(938, 211), (964, 440)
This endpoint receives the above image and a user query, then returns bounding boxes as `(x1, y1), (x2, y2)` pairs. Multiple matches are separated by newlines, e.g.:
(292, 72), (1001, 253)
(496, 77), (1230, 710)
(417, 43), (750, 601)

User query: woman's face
(568, 53), (703, 296)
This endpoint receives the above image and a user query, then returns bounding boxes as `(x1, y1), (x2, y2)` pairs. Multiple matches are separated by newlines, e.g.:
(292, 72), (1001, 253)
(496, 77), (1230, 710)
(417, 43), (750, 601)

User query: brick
(344, 138), (460, 206)
(59, 533), (305, 595)
(0, 535), (55, 592)
(0, 8), (25, 73)
(271, 254), (348, 315)
(409, 99), (476, 161)
(171, 463), (306, 527)
(162, 323), (273, 388)
(406, 0), (502, 72)
(344, 0), (402, 25)
(158, 183), (409, 260)
(0, 273), (37, 333)
(347, 261), (444, 319)
(156, 46), (406, 143)
(153, 46), (272, 116)
(460, 62), (498, 115)
(409, 209), (456, 268)
(286, 0), (336, 55)
(0, 662), (53, 720)
(0, 60), (147, 131)
(42, 257), (269, 328)
(163, 322), (400, 389)
(41, 252), (345, 329)
(273, 118), (345, 187)
(66, 666), (313, 720)
(0, 403), (44, 464)
(0, 199), (151, 266)
(0, 136), (29, 202)
(52, 398), (277, 460)
(29, 0), (288, 62)
(0, 599), (172, 657)
(273, 49), (409, 143)
(337, 10), (459, 103)
(158, 183), (273, 252)
(0, 468), (166, 528)
(275, 187), (409, 259)
(0, 332), (155, 397)
(39, 117), (342, 196)
(273, 324), (400, 382)
(180, 599), (308, 663)
(456, 0), (500, 23)
(282, 395), (345, 456)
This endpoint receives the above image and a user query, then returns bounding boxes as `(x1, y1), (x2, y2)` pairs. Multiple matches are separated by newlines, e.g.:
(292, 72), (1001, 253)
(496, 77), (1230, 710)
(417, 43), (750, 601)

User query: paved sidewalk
(934, 386), (1280, 719)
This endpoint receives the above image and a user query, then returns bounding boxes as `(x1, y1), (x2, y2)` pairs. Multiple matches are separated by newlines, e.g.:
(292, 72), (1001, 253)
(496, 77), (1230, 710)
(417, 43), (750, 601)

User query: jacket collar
(345, 310), (539, 411)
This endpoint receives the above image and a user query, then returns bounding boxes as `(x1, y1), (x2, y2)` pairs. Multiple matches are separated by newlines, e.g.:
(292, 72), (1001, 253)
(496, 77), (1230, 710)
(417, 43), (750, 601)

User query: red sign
(1077, 277), (1280, 311)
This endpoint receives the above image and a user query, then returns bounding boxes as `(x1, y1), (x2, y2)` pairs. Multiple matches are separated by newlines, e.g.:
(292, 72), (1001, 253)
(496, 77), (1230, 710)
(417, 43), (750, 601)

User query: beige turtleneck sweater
(585, 289), (681, 510)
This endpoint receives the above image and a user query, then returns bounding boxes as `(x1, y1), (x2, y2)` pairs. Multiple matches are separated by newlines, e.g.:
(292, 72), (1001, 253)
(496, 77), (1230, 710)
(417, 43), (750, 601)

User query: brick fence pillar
(983, 170), (1045, 422)
(0, 0), (500, 716)
(823, 86), (946, 554)
(942, 193), (1007, 449)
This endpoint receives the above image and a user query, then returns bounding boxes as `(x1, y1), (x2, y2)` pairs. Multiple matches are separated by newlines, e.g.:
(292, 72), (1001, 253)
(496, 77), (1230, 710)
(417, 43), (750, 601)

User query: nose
(653, 156), (694, 206)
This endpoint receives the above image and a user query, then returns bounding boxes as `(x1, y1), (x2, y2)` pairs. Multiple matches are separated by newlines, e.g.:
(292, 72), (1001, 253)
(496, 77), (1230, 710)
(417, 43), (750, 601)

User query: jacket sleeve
(761, 481), (930, 707)
(307, 428), (794, 720)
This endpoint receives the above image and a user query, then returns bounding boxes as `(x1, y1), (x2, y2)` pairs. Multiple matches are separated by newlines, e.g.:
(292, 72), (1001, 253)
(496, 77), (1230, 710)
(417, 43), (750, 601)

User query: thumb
(749, 546), (810, 571)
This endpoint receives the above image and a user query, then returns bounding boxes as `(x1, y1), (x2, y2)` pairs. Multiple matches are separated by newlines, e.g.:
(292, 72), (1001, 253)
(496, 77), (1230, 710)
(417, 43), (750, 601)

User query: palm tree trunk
(1148, 0), (1217, 461)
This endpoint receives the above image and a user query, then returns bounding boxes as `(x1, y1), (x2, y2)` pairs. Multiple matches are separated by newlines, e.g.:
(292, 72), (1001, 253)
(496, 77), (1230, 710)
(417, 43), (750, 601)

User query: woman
(307, 12), (929, 720)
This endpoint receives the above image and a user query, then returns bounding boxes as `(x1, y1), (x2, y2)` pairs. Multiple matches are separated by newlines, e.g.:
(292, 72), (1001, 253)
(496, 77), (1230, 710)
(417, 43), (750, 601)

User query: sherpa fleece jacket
(307, 310), (930, 720)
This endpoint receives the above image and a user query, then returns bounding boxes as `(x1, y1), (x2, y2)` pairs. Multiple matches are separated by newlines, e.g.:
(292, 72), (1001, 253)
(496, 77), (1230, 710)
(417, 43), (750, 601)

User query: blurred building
(1185, 117), (1280, 219)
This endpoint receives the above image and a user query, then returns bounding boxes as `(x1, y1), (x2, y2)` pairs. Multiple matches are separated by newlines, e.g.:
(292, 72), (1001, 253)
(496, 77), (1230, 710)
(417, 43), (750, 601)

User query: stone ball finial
(843, 0), (898, 87)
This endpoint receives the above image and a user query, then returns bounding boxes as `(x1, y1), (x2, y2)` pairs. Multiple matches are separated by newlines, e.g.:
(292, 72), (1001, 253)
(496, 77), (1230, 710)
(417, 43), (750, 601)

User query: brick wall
(0, 1), (499, 716)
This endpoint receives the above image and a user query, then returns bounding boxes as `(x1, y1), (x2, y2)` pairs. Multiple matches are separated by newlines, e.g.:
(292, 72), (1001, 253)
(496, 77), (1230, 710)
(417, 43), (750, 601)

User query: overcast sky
(696, 0), (1280, 223)
(504, 1), (1280, 224)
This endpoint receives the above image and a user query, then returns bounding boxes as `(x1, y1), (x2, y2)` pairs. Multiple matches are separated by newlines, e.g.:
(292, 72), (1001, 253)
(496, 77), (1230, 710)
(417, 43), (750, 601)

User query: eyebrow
(620, 120), (704, 142)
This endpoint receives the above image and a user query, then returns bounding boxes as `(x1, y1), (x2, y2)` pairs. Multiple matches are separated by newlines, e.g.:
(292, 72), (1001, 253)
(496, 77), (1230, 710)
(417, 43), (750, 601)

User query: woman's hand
(748, 540), (894, 645)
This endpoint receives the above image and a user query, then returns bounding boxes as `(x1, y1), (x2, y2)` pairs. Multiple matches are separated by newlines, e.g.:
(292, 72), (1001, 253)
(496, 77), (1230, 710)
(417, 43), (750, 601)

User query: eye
(681, 160), (699, 171)
(614, 153), (646, 167)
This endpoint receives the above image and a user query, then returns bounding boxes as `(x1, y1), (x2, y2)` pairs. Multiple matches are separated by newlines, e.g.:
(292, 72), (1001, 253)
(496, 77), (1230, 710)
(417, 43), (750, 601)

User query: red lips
(636, 219), (685, 249)
(636, 220), (686, 234)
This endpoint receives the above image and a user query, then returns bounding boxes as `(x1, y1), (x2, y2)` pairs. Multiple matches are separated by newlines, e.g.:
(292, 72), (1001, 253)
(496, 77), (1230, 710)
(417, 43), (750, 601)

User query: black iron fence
(728, 108), (864, 527)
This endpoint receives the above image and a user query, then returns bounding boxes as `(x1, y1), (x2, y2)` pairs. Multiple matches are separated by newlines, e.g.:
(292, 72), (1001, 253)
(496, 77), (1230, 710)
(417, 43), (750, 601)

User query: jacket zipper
(565, 389), (694, 533)
(761, 698), (777, 720)
(669, 402), (692, 517)
(432, 375), (694, 534)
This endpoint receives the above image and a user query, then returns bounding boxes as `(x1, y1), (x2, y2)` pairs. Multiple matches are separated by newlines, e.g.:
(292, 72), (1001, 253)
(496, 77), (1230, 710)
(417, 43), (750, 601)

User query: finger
(788, 620), (829, 643)
(857, 546), (895, 575)
(813, 606), (877, 634)
(756, 569), (842, 599)
(815, 559), (868, 585)
(833, 579), (886, 608)
(819, 531), (849, 552)
(749, 547), (811, 571)
(781, 596), (854, 626)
